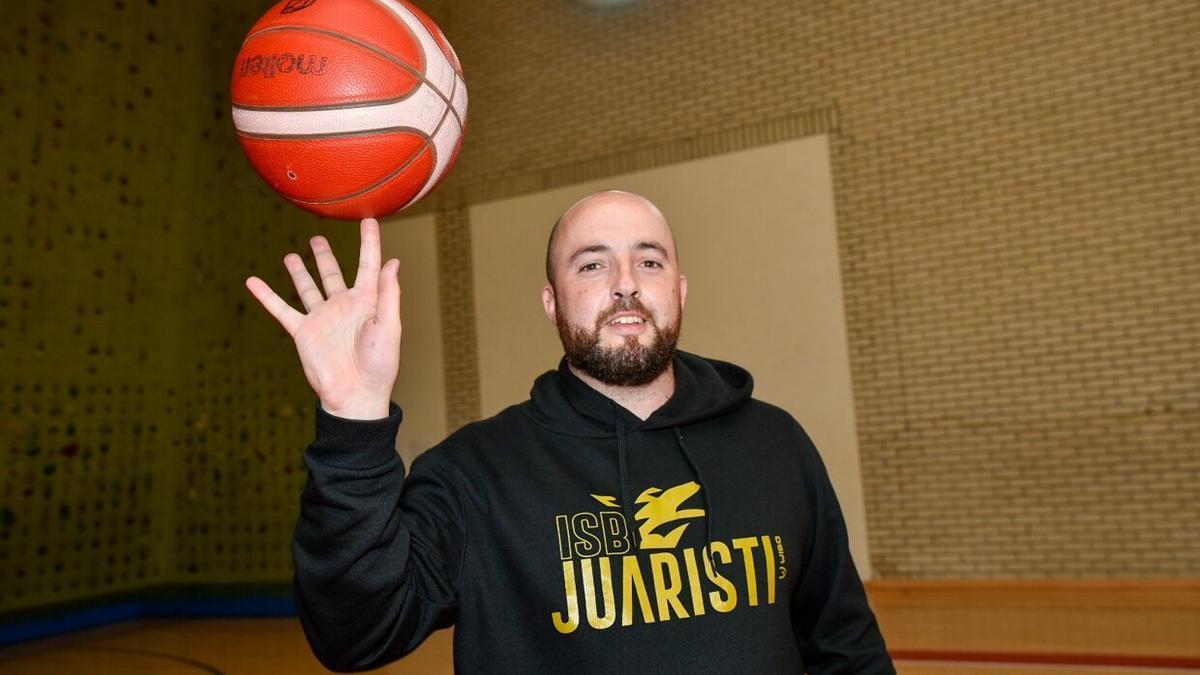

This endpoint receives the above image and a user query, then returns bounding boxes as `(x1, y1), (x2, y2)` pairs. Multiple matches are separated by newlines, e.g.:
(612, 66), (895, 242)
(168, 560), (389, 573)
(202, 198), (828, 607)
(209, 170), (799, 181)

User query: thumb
(377, 258), (401, 331)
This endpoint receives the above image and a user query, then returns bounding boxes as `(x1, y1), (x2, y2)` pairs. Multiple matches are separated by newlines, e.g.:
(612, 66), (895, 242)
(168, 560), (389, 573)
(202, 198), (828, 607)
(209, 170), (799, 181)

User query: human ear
(541, 284), (558, 324)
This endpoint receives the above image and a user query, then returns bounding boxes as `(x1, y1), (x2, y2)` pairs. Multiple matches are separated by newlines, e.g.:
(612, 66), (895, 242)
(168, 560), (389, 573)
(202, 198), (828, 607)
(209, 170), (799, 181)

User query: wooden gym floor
(1, 617), (1197, 674)
(2, 581), (1197, 673)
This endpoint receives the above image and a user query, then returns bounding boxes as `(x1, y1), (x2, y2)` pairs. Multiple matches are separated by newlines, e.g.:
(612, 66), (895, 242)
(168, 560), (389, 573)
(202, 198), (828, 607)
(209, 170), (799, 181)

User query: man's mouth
(599, 312), (651, 338)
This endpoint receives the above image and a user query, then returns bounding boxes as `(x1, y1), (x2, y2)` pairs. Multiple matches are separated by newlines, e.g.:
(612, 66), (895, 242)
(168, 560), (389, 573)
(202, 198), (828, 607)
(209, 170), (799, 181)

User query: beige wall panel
(380, 214), (448, 464)
(869, 580), (1200, 659)
(470, 136), (873, 577)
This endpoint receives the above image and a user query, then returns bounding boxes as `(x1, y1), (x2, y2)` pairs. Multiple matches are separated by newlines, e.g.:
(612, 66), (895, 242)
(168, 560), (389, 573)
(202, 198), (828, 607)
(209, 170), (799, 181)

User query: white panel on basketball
(231, 81), (445, 137)
(450, 74), (468, 125)
(374, 0), (457, 100)
(410, 99), (463, 203)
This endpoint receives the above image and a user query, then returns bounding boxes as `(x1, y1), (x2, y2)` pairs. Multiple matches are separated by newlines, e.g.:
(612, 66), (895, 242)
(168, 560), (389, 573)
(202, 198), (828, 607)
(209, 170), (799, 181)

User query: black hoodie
(294, 351), (894, 674)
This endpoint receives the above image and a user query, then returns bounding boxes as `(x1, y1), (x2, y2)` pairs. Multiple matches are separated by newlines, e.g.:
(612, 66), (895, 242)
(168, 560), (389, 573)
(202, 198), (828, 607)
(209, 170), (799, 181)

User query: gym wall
(2, 0), (1195, 619)
(1, 1), (359, 611)
(428, 0), (1198, 579)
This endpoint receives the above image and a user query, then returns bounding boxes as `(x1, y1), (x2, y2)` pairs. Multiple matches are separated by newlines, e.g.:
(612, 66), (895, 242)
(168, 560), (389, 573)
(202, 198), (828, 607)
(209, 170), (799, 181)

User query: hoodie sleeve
(790, 424), (894, 674)
(293, 400), (466, 672)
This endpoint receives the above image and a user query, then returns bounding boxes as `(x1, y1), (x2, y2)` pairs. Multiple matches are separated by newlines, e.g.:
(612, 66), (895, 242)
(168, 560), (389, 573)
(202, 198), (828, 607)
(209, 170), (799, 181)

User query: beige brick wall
(429, 0), (1198, 578)
(434, 206), (482, 432)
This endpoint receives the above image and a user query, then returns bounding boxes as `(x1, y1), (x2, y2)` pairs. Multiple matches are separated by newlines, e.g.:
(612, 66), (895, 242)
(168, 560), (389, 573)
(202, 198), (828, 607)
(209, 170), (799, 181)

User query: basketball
(230, 0), (467, 220)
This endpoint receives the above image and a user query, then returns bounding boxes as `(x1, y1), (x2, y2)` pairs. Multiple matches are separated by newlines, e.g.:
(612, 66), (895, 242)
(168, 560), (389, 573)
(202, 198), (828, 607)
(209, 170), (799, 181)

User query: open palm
(245, 218), (401, 420)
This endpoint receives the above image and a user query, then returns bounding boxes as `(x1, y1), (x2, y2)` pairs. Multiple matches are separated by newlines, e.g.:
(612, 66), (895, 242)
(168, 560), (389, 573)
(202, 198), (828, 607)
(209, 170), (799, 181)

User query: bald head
(544, 190), (676, 287)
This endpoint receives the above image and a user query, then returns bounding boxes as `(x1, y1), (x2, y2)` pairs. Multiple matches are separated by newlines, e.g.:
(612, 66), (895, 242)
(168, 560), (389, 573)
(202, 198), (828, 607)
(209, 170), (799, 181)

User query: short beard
(556, 296), (681, 387)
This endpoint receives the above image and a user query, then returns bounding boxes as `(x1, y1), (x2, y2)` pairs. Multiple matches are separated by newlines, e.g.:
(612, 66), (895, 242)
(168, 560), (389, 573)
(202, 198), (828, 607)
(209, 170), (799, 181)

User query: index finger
(245, 275), (305, 336)
(353, 218), (382, 292)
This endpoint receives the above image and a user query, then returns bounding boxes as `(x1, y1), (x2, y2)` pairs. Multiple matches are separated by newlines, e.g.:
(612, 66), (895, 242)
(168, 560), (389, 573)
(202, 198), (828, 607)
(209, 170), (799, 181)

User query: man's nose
(612, 263), (639, 299)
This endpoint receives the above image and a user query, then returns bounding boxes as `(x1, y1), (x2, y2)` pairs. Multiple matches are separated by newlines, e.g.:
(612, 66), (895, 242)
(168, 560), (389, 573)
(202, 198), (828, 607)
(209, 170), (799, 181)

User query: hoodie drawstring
(614, 412), (712, 564)
(615, 418), (641, 550)
(674, 427), (715, 572)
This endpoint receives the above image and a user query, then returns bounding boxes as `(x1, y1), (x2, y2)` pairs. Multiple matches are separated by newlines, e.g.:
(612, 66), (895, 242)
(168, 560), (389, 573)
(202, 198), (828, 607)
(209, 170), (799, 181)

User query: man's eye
(579, 262), (602, 272)
(640, 260), (663, 269)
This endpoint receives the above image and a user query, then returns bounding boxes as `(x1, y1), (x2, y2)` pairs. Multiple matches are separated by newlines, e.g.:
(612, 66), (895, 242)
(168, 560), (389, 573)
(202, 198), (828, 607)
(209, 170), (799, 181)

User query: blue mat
(0, 591), (297, 646)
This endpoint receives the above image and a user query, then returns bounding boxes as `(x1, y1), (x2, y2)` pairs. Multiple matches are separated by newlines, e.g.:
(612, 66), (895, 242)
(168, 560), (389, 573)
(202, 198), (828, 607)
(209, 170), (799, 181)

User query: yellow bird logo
(634, 481), (705, 550)
(589, 483), (706, 550)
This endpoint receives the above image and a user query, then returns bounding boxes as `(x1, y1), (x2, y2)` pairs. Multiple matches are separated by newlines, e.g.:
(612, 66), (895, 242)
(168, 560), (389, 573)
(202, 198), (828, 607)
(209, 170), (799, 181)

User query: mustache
(595, 297), (654, 329)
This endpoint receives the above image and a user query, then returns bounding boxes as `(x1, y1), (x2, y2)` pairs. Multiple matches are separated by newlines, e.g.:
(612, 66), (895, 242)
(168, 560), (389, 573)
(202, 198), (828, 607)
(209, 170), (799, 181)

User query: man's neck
(568, 363), (676, 421)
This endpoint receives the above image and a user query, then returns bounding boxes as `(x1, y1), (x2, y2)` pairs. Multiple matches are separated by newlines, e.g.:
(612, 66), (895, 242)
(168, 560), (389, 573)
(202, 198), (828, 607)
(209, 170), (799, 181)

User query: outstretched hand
(245, 218), (401, 420)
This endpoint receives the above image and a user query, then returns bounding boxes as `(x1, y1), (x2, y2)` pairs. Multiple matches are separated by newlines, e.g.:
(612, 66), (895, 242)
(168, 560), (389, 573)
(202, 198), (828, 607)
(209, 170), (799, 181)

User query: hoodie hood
(526, 350), (754, 436)
(525, 350), (754, 554)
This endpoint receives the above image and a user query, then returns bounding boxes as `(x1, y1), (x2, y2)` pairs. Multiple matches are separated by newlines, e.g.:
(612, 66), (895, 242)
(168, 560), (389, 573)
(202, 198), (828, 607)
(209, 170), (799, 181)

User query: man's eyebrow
(634, 241), (669, 258)
(567, 240), (671, 263)
(568, 244), (611, 262)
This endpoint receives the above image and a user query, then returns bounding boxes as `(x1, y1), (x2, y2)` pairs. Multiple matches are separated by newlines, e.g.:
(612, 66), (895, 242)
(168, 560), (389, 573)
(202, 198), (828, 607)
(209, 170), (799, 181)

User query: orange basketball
(230, 0), (467, 220)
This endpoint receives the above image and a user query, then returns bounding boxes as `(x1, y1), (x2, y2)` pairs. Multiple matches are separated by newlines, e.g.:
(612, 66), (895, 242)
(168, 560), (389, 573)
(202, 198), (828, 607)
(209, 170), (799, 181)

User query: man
(245, 190), (894, 673)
